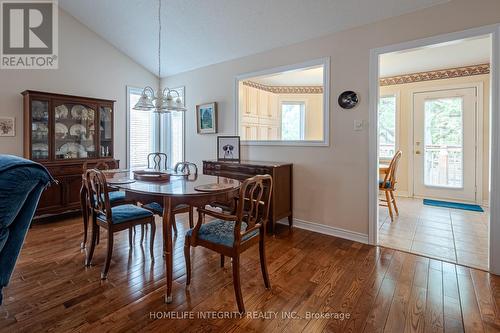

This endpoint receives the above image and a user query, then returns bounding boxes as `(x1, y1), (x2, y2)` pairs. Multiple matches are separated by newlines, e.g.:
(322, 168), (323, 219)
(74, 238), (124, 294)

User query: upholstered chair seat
(143, 202), (189, 215)
(186, 219), (259, 247)
(378, 180), (392, 189)
(97, 204), (153, 224)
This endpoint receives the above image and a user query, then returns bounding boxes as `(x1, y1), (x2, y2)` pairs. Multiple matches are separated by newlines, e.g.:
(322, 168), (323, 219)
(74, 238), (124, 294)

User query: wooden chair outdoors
(184, 175), (273, 313)
(142, 162), (198, 235)
(80, 160), (129, 248)
(379, 150), (402, 221)
(147, 152), (168, 170)
(84, 169), (155, 279)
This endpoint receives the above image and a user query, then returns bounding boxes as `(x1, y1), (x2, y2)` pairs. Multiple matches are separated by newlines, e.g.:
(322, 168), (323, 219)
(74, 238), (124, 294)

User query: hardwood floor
(2, 215), (500, 332)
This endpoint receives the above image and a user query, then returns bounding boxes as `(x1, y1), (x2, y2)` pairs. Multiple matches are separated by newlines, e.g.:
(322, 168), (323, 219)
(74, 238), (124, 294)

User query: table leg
(162, 196), (173, 303)
(80, 183), (88, 249)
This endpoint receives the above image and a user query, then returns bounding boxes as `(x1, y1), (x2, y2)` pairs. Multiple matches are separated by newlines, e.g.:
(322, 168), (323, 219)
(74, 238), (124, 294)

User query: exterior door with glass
(413, 87), (477, 202)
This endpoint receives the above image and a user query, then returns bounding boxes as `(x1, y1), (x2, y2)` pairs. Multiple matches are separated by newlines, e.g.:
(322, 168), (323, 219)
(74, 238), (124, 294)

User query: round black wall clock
(338, 91), (359, 109)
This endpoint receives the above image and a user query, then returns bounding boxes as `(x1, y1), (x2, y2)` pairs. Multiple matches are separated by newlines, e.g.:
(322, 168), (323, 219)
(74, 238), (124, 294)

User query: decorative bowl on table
(133, 170), (171, 182)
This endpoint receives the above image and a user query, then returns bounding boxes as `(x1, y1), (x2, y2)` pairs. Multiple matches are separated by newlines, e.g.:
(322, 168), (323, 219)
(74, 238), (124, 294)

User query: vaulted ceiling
(59, 0), (449, 77)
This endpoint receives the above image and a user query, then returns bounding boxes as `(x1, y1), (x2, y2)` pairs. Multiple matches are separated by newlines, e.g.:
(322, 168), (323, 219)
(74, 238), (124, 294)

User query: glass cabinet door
(54, 102), (98, 160)
(99, 106), (113, 157)
(31, 100), (49, 160)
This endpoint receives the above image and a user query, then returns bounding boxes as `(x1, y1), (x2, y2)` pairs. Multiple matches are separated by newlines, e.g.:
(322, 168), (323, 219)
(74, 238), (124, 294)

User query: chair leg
(128, 228), (133, 248)
(149, 220), (156, 259)
(390, 190), (399, 215)
(184, 236), (191, 285)
(85, 219), (98, 266)
(80, 186), (88, 249)
(101, 230), (114, 279)
(188, 206), (194, 229)
(140, 225), (145, 244)
(385, 191), (394, 221)
(96, 227), (100, 245)
(232, 255), (245, 313)
(171, 215), (178, 236)
(220, 254), (225, 268)
(259, 235), (271, 289)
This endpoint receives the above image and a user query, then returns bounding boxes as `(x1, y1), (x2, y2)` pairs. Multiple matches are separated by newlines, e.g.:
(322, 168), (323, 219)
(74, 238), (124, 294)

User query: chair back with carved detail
(234, 175), (273, 243)
(174, 162), (198, 176)
(382, 150), (402, 189)
(147, 153), (168, 170)
(86, 169), (112, 221)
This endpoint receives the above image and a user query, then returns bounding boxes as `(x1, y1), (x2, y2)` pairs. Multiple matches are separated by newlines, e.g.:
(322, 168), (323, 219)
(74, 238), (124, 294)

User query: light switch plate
(354, 120), (363, 131)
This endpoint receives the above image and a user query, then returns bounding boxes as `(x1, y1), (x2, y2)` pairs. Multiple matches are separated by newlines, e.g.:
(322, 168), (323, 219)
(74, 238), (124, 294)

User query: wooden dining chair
(184, 175), (273, 313)
(84, 169), (156, 279)
(80, 160), (129, 248)
(379, 150), (402, 221)
(147, 152), (168, 170)
(142, 162), (198, 235)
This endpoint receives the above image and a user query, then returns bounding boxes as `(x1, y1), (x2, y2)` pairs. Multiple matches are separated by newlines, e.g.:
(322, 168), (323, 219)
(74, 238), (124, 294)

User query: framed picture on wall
(217, 136), (240, 162)
(0, 117), (15, 137)
(196, 102), (217, 134)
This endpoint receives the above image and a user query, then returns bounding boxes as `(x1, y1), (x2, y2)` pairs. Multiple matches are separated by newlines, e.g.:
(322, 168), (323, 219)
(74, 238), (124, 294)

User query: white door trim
(406, 83), (484, 204)
(368, 24), (500, 274)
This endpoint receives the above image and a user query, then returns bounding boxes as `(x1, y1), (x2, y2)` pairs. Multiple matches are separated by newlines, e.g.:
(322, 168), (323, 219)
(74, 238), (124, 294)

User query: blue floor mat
(423, 199), (484, 212)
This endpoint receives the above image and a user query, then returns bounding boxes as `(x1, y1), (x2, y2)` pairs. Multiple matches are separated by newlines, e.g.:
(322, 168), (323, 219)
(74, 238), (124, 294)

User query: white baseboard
(395, 190), (409, 197)
(483, 200), (490, 207)
(277, 218), (369, 244)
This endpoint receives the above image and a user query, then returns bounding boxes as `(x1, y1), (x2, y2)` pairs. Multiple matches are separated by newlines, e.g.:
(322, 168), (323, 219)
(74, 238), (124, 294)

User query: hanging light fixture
(133, 0), (186, 113)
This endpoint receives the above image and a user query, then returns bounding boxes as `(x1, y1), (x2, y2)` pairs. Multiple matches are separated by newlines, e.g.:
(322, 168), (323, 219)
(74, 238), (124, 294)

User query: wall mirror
(235, 58), (329, 146)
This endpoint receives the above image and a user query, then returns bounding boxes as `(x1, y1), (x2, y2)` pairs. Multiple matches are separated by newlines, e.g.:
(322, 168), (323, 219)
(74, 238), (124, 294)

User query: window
(161, 87), (185, 168)
(281, 102), (305, 140)
(127, 87), (158, 168)
(378, 95), (397, 159)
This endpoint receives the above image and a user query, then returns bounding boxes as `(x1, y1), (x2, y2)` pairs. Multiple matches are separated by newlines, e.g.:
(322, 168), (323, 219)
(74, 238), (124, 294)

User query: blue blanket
(0, 154), (54, 304)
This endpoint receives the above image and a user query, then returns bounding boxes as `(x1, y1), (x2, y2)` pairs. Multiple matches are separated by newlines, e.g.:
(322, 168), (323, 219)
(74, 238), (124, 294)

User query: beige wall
(380, 74), (490, 203)
(163, 0), (500, 237)
(0, 9), (157, 164)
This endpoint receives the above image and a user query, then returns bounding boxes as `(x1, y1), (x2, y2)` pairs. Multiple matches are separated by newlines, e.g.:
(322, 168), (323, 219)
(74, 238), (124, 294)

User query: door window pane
(281, 102), (305, 140)
(378, 95), (396, 159)
(424, 97), (463, 188)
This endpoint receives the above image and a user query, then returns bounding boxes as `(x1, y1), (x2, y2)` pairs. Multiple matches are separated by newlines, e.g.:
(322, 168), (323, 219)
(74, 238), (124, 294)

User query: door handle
(415, 150), (421, 155)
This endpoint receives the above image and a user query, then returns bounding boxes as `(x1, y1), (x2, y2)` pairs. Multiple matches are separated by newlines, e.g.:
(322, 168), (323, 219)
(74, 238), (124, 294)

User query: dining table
(103, 169), (241, 303)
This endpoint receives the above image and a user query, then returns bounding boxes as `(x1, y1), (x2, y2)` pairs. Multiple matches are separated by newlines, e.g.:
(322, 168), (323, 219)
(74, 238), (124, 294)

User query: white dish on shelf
(58, 142), (87, 158)
(55, 122), (68, 139)
(69, 123), (86, 136)
(82, 108), (95, 121)
(71, 105), (87, 120)
(55, 105), (69, 119)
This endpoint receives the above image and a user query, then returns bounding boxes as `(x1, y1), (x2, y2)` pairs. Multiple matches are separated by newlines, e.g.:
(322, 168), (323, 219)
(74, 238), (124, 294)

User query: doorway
(368, 26), (499, 273)
(413, 87), (478, 202)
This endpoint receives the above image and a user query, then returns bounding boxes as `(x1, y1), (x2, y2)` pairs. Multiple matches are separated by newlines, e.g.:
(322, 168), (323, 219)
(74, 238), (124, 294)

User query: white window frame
(378, 92), (400, 163)
(126, 86), (160, 168)
(280, 101), (306, 140)
(234, 57), (330, 146)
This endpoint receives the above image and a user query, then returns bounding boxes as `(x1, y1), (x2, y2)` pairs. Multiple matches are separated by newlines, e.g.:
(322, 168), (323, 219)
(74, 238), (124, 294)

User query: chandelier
(133, 0), (186, 113)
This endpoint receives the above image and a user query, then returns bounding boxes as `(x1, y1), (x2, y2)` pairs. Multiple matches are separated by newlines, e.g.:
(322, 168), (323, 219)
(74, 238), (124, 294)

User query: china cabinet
(22, 90), (117, 218)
